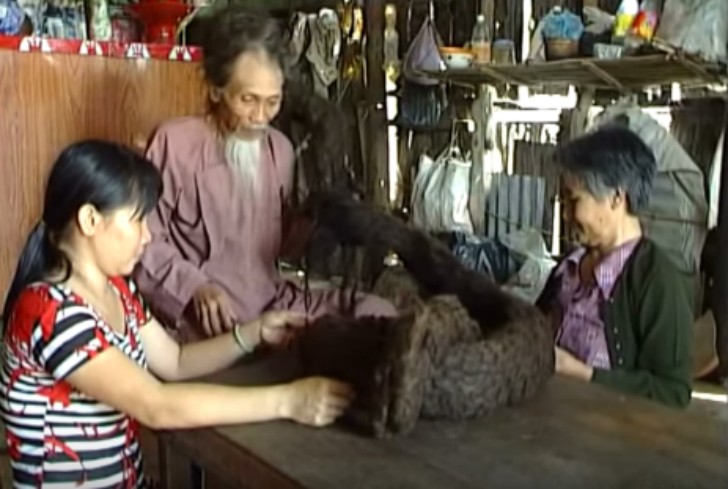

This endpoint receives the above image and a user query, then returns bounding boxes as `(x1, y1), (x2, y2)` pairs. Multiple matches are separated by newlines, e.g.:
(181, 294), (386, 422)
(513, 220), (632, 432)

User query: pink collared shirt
(555, 239), (640, 369)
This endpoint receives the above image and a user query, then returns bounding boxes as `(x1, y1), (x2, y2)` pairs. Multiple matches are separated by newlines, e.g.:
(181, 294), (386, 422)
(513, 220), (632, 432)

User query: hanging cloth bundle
(397, 0), (448, 129)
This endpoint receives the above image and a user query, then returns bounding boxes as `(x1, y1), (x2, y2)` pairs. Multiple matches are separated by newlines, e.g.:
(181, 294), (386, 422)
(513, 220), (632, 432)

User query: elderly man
(134, 8), (395, 340)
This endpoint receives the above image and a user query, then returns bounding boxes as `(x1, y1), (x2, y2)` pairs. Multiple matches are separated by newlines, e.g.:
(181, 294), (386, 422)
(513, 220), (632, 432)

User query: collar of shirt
(555, 238), (641, 299)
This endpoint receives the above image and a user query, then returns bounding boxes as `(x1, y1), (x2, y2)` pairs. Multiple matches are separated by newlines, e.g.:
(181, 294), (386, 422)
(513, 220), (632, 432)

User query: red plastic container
(126, 0), (190, 45)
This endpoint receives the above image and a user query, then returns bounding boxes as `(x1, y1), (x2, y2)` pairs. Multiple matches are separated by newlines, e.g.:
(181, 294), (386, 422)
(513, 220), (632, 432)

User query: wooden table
(158, 352), (728, 489)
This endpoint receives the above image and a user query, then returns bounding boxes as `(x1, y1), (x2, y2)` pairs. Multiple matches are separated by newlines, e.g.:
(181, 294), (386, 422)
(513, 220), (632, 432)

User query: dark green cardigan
(537, 239), (693, 408)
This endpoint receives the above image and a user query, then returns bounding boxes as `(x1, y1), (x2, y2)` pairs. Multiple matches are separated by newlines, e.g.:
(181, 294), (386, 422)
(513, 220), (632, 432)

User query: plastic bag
(402, 17), (443, 86)
(541, 7), (584, 41)
(399, 14), (447, 128)
(411, 153), (436, 229)
(438, 153), (473, 234)
(398, 82), (447, 129)
(449, 232), (521, 283)
(655, 0), (728, 61)
(528, 7), (584, 62)
(500, 228), (557, 304)
(583, 6), (615, 35)
(421, 156), (446, 230)
(411, 145), (474, 234)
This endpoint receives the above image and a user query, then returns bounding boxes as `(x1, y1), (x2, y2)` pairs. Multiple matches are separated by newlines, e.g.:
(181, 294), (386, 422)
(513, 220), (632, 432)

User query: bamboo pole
(364, 0), (389, 207)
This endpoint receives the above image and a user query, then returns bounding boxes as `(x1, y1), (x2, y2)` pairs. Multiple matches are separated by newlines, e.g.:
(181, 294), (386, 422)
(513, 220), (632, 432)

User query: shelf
(0, 35), (202, 62)
(420, 54), (728, 92)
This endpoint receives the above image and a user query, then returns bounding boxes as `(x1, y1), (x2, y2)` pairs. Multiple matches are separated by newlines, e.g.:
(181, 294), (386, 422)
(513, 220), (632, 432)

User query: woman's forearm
(148, 381), (290, 429)
(175, 320), (261, 380)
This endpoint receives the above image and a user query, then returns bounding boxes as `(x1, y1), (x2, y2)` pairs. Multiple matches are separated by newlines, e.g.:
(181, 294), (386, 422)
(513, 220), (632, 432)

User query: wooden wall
(0, 51), (205, 299)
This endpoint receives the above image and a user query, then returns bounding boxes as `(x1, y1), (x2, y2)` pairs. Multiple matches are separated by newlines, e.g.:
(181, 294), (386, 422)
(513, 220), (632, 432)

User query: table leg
(191, 463), (203, 489)
(159, 434), (196, 489)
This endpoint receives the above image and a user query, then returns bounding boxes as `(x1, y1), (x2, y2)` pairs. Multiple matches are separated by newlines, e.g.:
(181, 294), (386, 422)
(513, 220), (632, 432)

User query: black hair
(2, 140), (162, 321)
(558, 125), (657, 214)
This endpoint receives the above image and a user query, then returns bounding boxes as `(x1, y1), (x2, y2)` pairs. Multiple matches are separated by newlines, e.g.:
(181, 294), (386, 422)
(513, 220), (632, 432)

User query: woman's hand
(554, 347), (594, 382)
(279, 377), (355, 427)
(256, 310), (308, 349)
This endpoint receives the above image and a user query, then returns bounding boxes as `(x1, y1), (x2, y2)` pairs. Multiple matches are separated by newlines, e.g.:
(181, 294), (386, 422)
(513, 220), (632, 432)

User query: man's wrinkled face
(217, 50), (284, 139)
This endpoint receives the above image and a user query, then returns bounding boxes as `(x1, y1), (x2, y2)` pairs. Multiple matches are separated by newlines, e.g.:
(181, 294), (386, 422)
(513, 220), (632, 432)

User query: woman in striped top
(0, 141), (354, 488)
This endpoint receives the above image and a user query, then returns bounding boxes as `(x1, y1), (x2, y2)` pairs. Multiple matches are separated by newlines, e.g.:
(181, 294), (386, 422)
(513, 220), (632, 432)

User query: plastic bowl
(440, 47), (474, 69)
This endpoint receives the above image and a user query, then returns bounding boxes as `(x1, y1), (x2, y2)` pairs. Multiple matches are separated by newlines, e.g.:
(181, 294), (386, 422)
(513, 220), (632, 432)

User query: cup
(492, 39), (516, 65)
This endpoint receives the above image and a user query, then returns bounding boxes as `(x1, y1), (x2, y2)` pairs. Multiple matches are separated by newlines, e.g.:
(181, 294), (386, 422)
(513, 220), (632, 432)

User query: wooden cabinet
(0, 49), (205, 299)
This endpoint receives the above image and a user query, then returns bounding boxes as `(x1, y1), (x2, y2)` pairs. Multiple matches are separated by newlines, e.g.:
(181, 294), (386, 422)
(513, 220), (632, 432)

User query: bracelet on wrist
(232, 324), (255, 354)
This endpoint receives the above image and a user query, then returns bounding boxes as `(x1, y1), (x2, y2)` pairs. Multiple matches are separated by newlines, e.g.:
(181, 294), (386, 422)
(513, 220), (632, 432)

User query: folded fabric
(447, 232), (522, 284)
(0, 0), (26, 35)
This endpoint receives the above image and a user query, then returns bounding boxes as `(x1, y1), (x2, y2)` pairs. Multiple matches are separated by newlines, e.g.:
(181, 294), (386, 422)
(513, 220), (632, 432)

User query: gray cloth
(305, 10), (340, 99)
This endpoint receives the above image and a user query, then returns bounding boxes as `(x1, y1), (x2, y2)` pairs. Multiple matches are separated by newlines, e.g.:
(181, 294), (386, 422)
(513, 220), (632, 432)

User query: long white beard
(224, 134), (262, 193)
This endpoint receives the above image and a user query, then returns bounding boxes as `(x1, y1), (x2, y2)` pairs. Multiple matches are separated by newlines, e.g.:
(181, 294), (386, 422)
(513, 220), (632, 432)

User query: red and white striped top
(1, 277), (150, 488)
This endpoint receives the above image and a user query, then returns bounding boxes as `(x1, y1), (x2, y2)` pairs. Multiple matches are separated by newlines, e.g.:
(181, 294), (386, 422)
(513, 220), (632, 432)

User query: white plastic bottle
(471, 14), (491, 65)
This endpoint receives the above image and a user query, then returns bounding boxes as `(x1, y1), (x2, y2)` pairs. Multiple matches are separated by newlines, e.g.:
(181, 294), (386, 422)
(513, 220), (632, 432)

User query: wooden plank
(581, 60), (625, 91)
(507, 176), (520, 234)
(569, 87), (595, 141)
(161, 353), (728, 489)
(364, 0), (389, 207)
(0, 50), (204, 299)
(485, 173), (498, 238)
(417, 54), (728, 91)
(521, 175), (533, 230)
(497, 174), (509, 237)
(534, 176), (546, 234)
(469, 86), (492, 235)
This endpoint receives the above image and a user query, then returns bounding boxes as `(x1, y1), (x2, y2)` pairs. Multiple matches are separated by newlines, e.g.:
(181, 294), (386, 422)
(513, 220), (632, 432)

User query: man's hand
(554, 347), (594, 382)
(257, 310), (307, 349)
(191, 284), (237, 337)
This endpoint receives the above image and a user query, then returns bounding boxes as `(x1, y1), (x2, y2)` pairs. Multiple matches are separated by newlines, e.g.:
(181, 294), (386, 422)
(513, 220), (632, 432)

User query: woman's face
(91, 206), (151, 277)
(216, 50), (284, 139)
(562, 175), (622, 249)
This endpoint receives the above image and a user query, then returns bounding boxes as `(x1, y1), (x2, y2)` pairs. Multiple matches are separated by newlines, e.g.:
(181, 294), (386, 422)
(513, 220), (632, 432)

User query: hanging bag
(436, 125), (474, 233)
(397, 2), (447, 129)
(413, 125), (474, 234)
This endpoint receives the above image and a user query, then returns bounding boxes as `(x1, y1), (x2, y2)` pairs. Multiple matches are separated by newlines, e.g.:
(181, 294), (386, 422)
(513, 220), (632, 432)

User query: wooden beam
(676, 57), (725, 86)
(568, 87), (595, 141)
(469, 84), (493, 235)
(365, 0), (389, 206)
(580, 60), (625, 92)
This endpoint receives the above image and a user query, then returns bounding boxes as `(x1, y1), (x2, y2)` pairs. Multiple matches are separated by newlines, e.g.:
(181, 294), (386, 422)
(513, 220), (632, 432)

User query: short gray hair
(558, 126), (657, 214)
